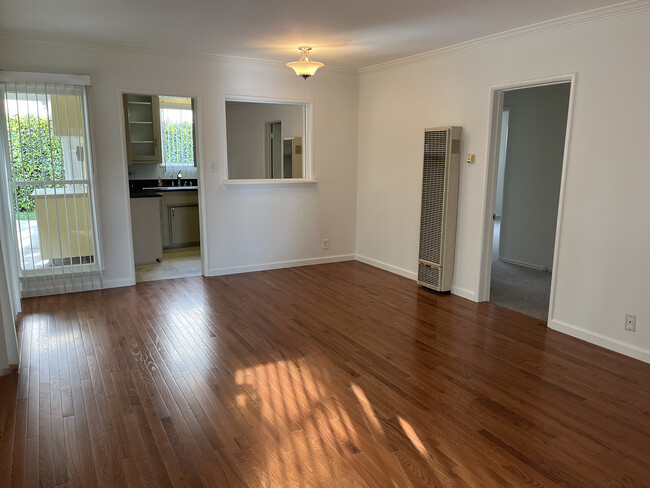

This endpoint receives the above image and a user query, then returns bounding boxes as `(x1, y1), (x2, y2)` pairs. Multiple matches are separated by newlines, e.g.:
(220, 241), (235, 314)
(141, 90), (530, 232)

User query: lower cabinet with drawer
(160, 190), (200, 249)
(169, 205), (200, 247)
(130, 196), (163, 264)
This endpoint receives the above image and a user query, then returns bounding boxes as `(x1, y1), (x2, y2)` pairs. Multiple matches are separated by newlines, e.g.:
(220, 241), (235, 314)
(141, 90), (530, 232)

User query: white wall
(0, 39), (359, 287)
(2, 5), (649, 365)
(0, 121), (20, 369)
(226, 102), (304, 179)
(356, 8), (650, 362)
(0, 238), (16, 369)
(0, 233), (20, 368)
(500, 84), (570, 270)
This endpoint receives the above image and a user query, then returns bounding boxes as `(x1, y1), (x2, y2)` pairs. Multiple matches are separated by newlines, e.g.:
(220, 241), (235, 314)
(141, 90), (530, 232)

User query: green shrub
(7, 115), (64, 213)
(162, 120), (194, 166)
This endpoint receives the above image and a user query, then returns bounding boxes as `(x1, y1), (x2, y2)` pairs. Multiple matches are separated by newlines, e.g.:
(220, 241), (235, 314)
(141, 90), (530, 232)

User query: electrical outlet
(322, 239), (329, 250)
(210, 161), (217, 173)
(466, 153), (475, 164)
(625, 314), (636, 332)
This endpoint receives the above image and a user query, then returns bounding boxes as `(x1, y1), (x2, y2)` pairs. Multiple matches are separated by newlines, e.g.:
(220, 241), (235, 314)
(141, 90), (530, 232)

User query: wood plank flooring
(1, 261), (649, 487)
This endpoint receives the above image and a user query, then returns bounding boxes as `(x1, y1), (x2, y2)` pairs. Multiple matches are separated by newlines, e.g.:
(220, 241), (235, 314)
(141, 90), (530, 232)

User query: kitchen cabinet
(159, 190), (199, 248)
(169, 205), (200, 247)
(130, 196), (163, 264)
(123, 94), (161, 165)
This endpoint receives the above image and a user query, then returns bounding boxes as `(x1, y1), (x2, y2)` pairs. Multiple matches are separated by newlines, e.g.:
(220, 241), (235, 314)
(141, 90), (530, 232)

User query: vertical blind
(0, 80), (102, 297)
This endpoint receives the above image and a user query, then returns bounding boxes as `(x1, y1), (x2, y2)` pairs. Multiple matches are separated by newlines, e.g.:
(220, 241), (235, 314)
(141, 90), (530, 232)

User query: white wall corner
(450, 286), (477, 302)
(355, 254), (417, 280)
(102, 277), (136, 289)
(549, 319), (650, 364)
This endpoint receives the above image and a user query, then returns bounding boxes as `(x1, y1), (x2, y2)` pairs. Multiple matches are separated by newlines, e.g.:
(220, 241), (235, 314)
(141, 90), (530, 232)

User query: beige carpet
(490, 221), (552, 322)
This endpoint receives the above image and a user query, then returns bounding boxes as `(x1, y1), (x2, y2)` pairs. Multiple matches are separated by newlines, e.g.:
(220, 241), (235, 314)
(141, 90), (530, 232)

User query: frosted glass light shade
(287, 47), (324, 79)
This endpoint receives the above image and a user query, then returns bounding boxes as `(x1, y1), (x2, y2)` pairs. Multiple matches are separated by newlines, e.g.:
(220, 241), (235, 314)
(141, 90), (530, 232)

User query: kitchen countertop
(129, 178), (197, 198)
(142, 186), (198, 191)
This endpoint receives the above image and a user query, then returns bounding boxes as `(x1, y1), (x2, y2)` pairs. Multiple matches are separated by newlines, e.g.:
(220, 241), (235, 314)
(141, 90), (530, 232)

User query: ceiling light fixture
(286, 46), (324, 79)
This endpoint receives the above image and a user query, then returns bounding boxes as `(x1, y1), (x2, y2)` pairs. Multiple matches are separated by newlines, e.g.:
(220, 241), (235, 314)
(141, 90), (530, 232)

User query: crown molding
(0, 32), (354, 74)
(2, 0), (647, 76)
(359, 0), (650, 73)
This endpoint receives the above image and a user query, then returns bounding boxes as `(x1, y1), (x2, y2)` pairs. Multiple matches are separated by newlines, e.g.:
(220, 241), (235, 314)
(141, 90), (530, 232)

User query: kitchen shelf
(123, 94), (162, 164)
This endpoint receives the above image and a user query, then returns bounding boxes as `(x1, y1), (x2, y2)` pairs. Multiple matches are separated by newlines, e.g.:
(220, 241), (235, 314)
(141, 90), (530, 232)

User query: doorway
(124, 93), (203, 283)
(265, 121), (282, 178)
(480, 79), (573, 322)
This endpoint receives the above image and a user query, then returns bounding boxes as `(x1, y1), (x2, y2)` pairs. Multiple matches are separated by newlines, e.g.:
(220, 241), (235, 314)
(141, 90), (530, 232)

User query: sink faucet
(177, 170), (182, 183)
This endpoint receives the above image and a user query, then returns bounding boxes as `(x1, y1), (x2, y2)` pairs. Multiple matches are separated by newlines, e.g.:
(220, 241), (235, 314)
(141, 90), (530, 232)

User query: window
(122, 94), (196, 170)
(1, 77), (102, 296)
(159, 96), (195, 169)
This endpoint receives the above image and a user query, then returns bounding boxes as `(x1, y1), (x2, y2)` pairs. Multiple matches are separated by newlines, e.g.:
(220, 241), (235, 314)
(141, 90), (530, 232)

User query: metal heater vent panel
(418, 130), (447, 266)
(418, 263), (440, 290)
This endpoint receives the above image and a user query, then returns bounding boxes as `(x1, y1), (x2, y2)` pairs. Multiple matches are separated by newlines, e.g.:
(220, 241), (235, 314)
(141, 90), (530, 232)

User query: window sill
(222, 179), (318, 187)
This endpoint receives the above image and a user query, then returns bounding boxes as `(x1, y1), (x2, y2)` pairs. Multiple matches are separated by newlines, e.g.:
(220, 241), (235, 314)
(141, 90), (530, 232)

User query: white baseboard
(354, 254), (417, 280)
(451, 286), (477, 302)
(207, 254), (355, 277)
(102, 277), (135, 289)
(499, 257), (550, 271)
(549, 319), (650, 364)
(355, 255), (478, 301)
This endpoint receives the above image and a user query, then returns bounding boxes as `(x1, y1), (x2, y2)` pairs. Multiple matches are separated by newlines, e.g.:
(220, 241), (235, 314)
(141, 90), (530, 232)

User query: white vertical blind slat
(35, 83), (62, 292)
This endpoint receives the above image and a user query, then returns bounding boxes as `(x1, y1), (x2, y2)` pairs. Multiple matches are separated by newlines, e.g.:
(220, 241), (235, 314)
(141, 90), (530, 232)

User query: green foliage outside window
(162, 120), (194, 166)
(6, 115), (192, 214)
(7, 115), (64, 213)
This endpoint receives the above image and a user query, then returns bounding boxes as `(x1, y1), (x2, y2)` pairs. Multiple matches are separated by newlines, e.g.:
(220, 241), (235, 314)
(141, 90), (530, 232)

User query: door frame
(118, 88), (206, 282)
(264, 120), (282, 178)
(476, 74), (576, 324)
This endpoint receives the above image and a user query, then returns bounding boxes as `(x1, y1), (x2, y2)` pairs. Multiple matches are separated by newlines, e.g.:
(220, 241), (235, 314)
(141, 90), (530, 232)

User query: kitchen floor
(135, 246), (201, 282)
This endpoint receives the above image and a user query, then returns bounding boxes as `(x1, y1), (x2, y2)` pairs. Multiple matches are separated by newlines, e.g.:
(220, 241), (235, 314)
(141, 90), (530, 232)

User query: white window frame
(0, 71), (104, 295)
(221, 95), (316, 186)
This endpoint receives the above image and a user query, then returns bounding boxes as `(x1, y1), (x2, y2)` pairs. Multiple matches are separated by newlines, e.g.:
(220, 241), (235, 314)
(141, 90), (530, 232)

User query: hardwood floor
(1, 261), (649, 487)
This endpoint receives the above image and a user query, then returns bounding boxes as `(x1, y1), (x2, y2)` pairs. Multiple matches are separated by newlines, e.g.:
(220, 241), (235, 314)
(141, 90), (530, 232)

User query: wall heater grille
(418, 126), (462, 292)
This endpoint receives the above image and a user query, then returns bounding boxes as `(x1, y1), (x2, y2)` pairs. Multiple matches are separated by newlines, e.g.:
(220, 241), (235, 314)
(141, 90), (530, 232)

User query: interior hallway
(490, 220), (552, 321)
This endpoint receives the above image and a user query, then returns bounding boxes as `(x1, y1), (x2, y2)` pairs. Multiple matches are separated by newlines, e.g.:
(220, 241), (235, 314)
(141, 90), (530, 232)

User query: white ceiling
(0, 0), (628, 69)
